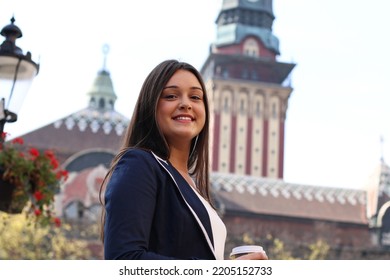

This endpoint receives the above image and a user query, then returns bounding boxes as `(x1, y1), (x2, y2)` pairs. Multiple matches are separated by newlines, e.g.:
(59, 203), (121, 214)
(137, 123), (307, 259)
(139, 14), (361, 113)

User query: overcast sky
(1, 0), (389, 190)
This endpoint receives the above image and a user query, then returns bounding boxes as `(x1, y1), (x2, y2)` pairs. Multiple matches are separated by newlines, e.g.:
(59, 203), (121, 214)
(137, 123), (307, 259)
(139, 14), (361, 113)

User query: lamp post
(0, 16), (39, 142)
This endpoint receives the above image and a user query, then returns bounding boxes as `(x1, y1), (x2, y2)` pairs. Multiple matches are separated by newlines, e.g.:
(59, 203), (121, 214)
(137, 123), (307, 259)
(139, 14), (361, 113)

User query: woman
(100, 59), (267, 260)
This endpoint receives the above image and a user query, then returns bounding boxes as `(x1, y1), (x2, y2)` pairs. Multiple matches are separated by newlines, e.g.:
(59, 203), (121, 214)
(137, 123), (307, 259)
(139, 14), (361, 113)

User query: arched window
(224, 97), (229, 112)
(272, 102), (277, 119)
(256, 101), (261, 117)
(99, 98), (105, 110)
(243, 38), (259, 57)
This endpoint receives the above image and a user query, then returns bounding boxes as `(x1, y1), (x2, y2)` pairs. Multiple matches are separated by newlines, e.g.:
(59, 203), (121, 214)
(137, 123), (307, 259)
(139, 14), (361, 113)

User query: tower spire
(102, 44), (110, 72)
(87, 45), (117, 111)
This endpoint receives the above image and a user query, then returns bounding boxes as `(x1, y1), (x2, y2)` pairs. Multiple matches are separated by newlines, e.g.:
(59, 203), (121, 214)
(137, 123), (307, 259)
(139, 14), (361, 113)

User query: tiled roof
(56, 163), (369, 225)
(18, 109), (127, 159)
(54, 107), (128, 136)
(211, 172), (368, 224)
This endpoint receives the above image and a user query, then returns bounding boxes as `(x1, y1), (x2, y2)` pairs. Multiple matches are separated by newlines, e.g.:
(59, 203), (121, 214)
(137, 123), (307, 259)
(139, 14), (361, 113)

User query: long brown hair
(99, 59), (211, 241)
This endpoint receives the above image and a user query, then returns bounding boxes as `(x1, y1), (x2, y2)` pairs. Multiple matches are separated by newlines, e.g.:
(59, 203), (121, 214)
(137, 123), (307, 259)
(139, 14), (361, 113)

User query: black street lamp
(0, 17), (39, 141)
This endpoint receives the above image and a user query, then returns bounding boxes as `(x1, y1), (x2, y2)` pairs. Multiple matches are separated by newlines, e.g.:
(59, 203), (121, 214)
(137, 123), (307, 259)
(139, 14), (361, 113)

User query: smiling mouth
(173, 116), (194, 121)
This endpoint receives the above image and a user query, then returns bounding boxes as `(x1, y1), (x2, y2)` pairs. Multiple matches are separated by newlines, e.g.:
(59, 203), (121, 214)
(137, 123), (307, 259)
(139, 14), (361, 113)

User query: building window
(216, 66), (222, 76)
(255, 101), (261, 117)
(272, 103), (277, 119)
(224, 97), (229, 112)
(223, 69), (229, 78)
(242, 68), (248, 79)
(243, 38), (259, 57)
(251, 70), (258, 80)
(99, 98), (105, 109)
(240, 99), (245, 114)
(90, 97), (96, 108)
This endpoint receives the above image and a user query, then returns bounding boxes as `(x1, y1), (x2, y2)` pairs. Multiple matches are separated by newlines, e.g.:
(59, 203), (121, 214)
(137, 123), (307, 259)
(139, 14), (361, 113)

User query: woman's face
(156, 69), (206, 149)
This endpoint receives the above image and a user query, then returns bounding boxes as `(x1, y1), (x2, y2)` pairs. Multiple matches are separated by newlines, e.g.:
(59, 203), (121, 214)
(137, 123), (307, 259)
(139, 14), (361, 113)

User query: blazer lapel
(152, 153), (216, 258)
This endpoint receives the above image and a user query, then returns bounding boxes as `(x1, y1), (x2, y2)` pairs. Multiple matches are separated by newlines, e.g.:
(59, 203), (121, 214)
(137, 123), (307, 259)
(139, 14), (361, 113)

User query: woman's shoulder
(115, 148), (171, 183)
(123, 147), (151, 157)
(121, 148), (154, 162)
(121, 148), (166, 167)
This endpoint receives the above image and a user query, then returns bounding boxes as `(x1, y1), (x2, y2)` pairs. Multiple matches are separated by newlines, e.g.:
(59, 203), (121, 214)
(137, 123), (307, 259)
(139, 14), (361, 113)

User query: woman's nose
(179, 100), (191, 109)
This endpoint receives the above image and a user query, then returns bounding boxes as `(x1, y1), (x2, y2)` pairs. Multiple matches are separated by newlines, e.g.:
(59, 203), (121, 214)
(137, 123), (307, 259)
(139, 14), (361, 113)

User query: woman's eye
(163, 94), (177, 99)
(191, 95), (202, 100)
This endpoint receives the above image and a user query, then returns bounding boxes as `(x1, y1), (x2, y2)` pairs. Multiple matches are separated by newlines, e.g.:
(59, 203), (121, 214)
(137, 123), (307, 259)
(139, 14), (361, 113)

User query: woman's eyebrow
(163, 85), (203, 91)
(163, 85), (178, 90)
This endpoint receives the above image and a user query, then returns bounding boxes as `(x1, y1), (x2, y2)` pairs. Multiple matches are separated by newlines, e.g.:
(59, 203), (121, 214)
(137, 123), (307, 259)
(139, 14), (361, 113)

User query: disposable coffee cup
(230, 245), (264, 259)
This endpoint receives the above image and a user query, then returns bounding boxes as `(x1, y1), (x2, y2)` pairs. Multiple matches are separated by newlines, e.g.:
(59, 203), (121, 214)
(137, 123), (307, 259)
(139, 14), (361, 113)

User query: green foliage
(0, 212), (92, 259)
(268, 237), (299, 260)
(305, 239), (330, 260)
(0, 134), (68, 226)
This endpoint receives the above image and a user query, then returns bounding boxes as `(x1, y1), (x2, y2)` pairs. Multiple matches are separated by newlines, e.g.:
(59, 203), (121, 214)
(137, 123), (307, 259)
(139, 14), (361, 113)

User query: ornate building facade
(201, 0), (294, 179)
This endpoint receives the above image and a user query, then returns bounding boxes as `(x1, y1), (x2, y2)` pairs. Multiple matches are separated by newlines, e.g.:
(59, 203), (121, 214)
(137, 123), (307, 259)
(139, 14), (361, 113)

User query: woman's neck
(168, 145), (190, 174)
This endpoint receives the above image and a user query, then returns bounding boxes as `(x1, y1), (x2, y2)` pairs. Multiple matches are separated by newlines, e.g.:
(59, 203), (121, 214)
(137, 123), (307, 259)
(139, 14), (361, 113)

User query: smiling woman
(99, 59), (220, 260)
(98, 59), (267, 261)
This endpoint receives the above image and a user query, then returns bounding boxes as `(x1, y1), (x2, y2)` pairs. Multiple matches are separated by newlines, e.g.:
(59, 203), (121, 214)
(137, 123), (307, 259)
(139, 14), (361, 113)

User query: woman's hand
(235, 251), (268, 260)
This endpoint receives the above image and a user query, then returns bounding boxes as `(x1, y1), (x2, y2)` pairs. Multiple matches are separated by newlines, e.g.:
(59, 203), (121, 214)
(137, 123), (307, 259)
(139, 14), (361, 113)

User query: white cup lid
(230, 245), (264, 256)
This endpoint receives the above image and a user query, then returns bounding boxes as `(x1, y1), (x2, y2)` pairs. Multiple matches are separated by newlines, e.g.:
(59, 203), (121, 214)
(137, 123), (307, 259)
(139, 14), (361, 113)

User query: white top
(191, 188), (227, 260)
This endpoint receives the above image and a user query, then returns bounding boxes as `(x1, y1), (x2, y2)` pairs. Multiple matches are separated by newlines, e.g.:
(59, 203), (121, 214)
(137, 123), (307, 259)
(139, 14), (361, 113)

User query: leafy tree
(0, 212), (91, 259)
(305, 239), (330, 260)
(268, 237), (298, 260)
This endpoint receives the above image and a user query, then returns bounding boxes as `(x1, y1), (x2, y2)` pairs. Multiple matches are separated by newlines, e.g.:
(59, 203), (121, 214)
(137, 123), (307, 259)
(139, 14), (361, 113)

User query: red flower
(33, 190), (44, 201)
(56, 169), (69, 180)
(1, 132), (7, 140)
(1, 134), (68, 227)
(50, 158), (59, 169)
(53, 217), (61, 227)
(44, 150), (55, 159)
(29, 148), (40, 158)
(11, 137), (24, 145)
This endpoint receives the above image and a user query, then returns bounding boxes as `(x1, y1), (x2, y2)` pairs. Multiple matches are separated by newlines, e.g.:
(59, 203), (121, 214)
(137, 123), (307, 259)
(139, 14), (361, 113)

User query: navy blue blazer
(103, 148), (216, 260)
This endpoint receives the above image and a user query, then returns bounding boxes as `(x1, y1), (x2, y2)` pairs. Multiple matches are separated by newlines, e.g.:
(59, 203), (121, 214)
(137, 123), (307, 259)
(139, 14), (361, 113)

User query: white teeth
(175, 116), (192, 121)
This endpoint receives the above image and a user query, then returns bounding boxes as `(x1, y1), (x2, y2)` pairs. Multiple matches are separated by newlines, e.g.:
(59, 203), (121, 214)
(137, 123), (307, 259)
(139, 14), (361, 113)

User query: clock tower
(201, 0), (295, 179)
